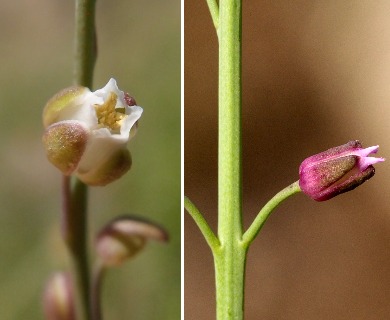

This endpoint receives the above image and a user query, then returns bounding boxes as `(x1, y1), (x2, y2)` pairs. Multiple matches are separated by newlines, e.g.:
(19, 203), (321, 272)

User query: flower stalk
(242, 181), (301, 248)
(184, 197), (220, 251)
(206, 0), (220, 31)
(91, 261), (105, 320)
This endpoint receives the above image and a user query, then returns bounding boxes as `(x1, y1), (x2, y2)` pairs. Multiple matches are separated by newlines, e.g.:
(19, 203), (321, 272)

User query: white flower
(43, 78), (143, 186)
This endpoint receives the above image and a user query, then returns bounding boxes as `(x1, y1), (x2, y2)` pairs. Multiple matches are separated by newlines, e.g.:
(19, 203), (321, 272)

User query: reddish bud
(299, 141), (384, 201)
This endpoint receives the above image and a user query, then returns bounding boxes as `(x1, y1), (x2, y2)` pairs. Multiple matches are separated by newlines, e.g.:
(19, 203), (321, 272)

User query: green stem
(218, 0), (242, 244)
(62, 0), (97, 319)
(74, 0), (97, 87)
(195, 1), (302, 319)
(214, 246), (246, 320)
(184, 197), (220, 251)
(62, 176), (90, 320)
(215, 0), (243, 319)
(206, 0), (220, 32)
(242, 181), (302, 248)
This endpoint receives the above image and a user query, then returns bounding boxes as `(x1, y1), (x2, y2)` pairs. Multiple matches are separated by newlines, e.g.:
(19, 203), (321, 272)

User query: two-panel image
(1, 1), (390, 319)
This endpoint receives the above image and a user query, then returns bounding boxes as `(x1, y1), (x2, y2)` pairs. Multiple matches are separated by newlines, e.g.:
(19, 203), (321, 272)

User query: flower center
(94, 92), (126, 133)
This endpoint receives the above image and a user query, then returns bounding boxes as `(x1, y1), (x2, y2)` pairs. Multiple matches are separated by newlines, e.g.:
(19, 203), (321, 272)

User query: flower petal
(93, 78), (126, 108)
(120, 106), (143, 137)
(357, 156), (385, 171)
(76, 148), (132, 186)
(43, 86), (88, 128)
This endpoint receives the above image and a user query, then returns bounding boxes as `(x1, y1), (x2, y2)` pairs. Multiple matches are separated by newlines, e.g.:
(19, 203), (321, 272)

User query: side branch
(242, 181), (301, 248)
(184, 196), (220, 251)
(206, 0), (220, 33)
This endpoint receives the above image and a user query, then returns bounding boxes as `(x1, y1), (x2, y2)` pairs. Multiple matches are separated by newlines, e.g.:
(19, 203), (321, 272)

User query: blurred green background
(0, 1), (180, 319)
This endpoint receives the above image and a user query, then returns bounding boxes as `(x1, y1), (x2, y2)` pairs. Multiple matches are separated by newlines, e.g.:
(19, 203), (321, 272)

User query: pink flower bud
(299, 140), (385, 201)
(43, 272), (75, 320)
(95, 216), (168, 267)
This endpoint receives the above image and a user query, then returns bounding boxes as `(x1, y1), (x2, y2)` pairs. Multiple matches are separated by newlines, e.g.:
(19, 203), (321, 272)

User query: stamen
(94, 92), (126, 133)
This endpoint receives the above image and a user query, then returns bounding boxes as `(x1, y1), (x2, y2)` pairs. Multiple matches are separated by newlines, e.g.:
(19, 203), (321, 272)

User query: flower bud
(95, 216), (168, 267)
(43, 272), (75, 320)
(42, 78), (143, 186)
(299, 140), (385, 201)
(42, 121), (89, 175)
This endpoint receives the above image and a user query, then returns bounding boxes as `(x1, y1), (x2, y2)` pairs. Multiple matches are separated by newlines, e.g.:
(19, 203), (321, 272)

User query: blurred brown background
(0, 1), (180, 319)
(185, 1), (390, 319)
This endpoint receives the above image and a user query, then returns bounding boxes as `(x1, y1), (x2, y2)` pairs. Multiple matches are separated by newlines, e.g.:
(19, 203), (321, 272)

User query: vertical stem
(62, 176), (90, 320)
(218, 0), (242, 241)
(74, 0), (97, 87)
(214, 247), (246, 320)
(215, 0), (244, 319)
(62, 0), (97, 319)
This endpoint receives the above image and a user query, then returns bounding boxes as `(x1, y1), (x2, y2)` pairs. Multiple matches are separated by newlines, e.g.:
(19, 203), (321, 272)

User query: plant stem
(184, 197), (220, 251)
(74, 0), (97, 87)
(62, 1), (97, 319)
(215, 0), (243, 319)
(218, 0), (242, 242)
(62, 176), (90, 320)
(214, 246), (246, 320)
(192, 1), (302, 319)
(242, 181), (302, 248)
(205, 0), (220, 32)
(91, 261), (106, 320)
